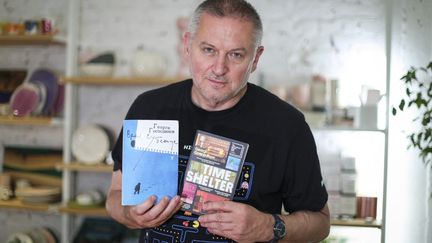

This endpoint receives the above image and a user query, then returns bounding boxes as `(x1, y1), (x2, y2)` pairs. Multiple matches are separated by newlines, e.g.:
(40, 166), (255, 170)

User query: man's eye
(203, 47), (214, 54)
(229, 52), (243, 60)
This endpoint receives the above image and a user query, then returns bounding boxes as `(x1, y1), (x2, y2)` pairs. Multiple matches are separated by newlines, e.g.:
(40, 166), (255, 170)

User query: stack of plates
(9, 68), (63, 117)
(15, 186), (61, 204)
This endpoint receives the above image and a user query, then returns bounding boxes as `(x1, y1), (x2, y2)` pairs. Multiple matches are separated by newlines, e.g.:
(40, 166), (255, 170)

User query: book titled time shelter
(181, 130), (249, 214)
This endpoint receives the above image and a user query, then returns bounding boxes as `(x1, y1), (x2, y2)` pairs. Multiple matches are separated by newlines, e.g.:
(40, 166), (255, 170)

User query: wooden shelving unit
(331, 219), (382, 229)
(0, 34), (65, 45)
(0, 115), (63, 126)
(61, 76), (185, 86)
(56, 163), (113, 173)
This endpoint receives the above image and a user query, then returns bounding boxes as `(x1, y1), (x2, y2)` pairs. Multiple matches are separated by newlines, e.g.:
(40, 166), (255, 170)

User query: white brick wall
(1, 0), (431, 242)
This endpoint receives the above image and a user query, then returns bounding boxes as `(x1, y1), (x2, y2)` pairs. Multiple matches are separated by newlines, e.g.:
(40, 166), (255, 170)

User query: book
(121, 120), (178, 205)
(180, 130), (249, 214)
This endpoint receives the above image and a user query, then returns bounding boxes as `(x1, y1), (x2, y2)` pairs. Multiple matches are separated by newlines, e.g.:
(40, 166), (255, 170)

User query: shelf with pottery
(331, 218), (381, 228)
(0, 115), (63, 126)
(55, 162), (113, 173)
(0, 199), (107, 216)
(0, 34), (66, 45)
(0, 198), (59, 212)
(61, 76), (185, 86)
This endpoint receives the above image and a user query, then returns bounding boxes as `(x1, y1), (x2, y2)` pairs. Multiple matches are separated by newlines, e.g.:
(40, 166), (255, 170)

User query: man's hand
(198, 201), (274, 242)
(122, 195), (183, 229)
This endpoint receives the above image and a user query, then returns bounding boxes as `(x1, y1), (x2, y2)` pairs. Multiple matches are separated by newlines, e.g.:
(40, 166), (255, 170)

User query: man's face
(184, 13), (264, 111)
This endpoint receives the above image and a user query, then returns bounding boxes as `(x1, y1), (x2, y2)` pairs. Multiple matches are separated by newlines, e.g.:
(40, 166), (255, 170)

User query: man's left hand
(198, 201), (274, 242)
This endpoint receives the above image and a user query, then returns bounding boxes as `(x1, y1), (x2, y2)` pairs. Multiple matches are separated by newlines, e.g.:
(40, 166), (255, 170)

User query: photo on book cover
(180, 130), (248, 214)
(121, 119), (178, 205)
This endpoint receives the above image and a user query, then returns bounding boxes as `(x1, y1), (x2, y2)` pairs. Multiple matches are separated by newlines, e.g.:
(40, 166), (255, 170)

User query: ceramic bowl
(80, 63), (114, 77)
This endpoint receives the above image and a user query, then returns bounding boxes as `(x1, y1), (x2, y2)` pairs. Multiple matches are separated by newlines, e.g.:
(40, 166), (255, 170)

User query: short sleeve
(282, 120), (328, 212)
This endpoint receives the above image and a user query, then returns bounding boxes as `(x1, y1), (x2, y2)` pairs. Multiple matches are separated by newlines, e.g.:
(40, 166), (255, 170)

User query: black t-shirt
(112, 79), (328, 243)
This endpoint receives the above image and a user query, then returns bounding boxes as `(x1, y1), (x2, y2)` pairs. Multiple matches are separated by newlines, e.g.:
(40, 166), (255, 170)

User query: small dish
(71, 125), (110, 164)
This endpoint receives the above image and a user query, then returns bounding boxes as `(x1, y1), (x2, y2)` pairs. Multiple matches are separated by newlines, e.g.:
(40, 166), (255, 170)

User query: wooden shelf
(0, 34), (65, 45)
(56, 162), (113, 173)
(0, 115), (63, 126)
(0, 198), (59, 213)
(331, 219), (382, 228)
(312, 125), (386, 133)
(61, 76), (185, 85)
(0, 200), (106, 216)
(59, 205), (108, 217)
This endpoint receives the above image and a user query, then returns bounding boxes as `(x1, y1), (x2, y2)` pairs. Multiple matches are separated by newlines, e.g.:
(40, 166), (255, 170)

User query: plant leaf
(399, 99), (405, 111)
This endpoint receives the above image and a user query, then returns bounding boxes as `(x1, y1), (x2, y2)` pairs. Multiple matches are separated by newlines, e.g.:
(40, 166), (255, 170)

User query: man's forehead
(194, 13), (255, 47)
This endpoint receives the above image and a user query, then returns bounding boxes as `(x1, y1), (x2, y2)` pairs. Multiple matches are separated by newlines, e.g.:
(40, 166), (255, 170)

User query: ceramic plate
(10, 82), (40, 116)
(71, 125), (110, 164)
(40, 228), (57, 243)
(28, 69), (58, 115)
(52, 84), (64, 115)
(31, 80), (47, 115)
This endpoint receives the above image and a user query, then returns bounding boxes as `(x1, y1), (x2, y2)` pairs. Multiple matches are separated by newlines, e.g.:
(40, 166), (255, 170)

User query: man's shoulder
(248, 83), (304, 120)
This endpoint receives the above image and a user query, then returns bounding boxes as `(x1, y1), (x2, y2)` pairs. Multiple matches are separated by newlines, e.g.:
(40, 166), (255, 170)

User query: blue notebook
(121, 120), (178, 205)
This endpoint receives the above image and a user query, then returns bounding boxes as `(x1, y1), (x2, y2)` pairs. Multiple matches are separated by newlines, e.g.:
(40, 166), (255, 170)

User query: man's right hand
(123, 194), (183, 229)
(106, 170), (183, 229)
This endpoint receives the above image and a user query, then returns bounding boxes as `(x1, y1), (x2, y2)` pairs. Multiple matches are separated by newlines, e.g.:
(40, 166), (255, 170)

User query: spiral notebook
(121, 119), (178, 205)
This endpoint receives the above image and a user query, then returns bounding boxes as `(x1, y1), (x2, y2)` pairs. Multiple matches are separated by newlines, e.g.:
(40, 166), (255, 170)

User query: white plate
(6, 232), (34, 243)
(72, 125), (110, 164)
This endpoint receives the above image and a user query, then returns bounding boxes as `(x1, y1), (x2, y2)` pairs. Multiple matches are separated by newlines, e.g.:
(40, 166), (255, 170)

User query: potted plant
(392, 61), (432, 165)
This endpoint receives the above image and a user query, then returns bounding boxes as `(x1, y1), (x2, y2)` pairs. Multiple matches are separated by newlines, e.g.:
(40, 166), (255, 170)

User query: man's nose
(212, 55), (228, 76)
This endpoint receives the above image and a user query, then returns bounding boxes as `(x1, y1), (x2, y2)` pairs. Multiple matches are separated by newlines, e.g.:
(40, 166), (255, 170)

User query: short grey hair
(188, 0), (263, 48)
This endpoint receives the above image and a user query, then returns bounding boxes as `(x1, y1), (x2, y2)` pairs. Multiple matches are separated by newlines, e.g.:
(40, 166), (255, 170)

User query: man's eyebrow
(199, 42), (247, 53)
(199, 41), (215, 47)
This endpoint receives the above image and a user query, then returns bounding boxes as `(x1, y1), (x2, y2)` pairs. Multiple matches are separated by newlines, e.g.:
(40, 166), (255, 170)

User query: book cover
(180, 130), (249, 214)
(121, 120), (178, 205)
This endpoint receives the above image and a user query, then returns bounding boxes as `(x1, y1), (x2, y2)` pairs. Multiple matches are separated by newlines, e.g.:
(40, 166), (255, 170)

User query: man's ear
(251, 46), (264, 73)
(183, 32), (191, 57)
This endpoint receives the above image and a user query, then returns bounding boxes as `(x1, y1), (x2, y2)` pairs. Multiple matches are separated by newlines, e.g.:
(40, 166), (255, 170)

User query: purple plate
(52, 84), (64, 115)
(10, 83), (40, 116)
(28, 69), (58, 115)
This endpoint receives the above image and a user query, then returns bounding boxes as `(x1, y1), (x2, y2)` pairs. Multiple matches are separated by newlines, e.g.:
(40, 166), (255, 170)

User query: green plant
(392, 61), (432, 165)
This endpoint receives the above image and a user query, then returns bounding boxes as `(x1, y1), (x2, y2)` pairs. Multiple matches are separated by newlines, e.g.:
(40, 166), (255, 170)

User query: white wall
(387, 0), (432, 242)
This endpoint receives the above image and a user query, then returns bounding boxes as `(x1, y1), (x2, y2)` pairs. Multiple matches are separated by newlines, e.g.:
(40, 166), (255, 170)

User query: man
(106, 0), (330, 242)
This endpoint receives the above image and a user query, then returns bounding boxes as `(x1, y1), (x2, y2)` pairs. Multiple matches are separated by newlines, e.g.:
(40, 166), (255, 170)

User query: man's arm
(198, 201), (330, 243)
(105, 170), (183, 229)
(280, 204), (330, 242)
